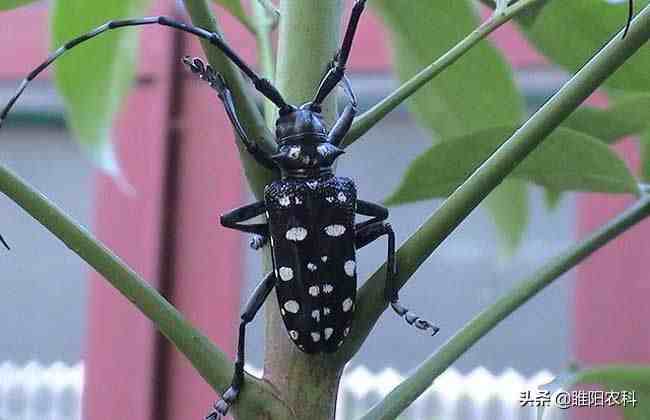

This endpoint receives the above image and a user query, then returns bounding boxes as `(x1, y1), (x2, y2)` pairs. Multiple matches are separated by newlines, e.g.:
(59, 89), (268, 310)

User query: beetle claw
(391, 301), (439, 336)
(414, 319), (440, 336)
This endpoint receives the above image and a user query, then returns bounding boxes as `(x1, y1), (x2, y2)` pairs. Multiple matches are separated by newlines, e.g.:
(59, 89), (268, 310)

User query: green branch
(252, 0), (277, 127)
(343, 3), (650, 361)
(0, 164), (233, 391)
(184, 0), (276, 198)
(360, 194), (650, 420)
(343, 0), (546, 147)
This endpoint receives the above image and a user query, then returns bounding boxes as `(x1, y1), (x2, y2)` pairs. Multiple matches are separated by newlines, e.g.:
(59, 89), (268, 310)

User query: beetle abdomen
(265, 175), (357, 353)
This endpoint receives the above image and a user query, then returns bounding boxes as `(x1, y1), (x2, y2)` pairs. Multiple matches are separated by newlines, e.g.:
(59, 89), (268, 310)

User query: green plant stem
(0, 164), (233, 391)
(263, 3), (344, 420)
(343, 0), (546, 147)
(344, 3), (650, 360)
(252, 0), (277, 127)
(184, 0), (275, 198)
(360, 195), (650, 420)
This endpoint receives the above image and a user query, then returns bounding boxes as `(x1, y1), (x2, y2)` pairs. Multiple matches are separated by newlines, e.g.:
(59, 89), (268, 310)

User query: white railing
(0, 361), (561, 420)
(0, 361), (84, 420)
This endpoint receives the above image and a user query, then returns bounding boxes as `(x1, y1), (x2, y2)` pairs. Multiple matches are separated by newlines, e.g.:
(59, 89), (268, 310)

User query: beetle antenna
(0, 234), (9, 251)
(622, 0), (634, 39)
(0, 16), (292, 130)
(313, 0), (367, 106)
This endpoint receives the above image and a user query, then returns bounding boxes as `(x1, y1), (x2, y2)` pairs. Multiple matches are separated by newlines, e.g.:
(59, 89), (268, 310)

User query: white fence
(0, 361), (562, 420)
(0, 362), (83, 420)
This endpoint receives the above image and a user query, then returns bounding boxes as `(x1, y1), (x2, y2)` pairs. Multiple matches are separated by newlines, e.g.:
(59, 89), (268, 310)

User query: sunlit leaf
(51, 0), (150, 176)
(385, 126), (639, 205)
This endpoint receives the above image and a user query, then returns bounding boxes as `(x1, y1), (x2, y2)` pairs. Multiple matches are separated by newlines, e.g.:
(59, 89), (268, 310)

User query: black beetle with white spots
(0, 1), (445, 419)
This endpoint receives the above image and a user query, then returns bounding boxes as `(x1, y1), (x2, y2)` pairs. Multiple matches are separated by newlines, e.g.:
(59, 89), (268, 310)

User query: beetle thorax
(272, 105), (345, 177)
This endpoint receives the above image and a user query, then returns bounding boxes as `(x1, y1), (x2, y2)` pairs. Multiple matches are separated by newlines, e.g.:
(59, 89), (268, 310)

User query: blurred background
(0, 1), (648, 420)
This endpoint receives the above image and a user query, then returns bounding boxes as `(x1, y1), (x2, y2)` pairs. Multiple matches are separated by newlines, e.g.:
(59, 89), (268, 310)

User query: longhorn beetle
(0, 2), (440, 418)
(0, 0), (637, 419)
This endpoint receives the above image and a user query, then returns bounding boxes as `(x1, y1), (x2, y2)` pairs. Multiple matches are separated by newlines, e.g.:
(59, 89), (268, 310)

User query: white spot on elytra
(337, 341), (344, 348)
(307, 181), (318, 190)
(295, 196), (303, 205)
(288, 146), (301, 159)
(326, 196), (335, 203)
(321, 256), (328, 263)
(342, 298), (353, 312)
(311, 332), (321, 342)
(323, 307), (331, 316)
(289, 330), (299, 340)
(343, 327), (350, 337)
(279, 267), (294, 281)
(307, 263), (317, 272)
(323, 284), (334, 294)
(284, 300), (300, 314)
(325, 225), (346, 237)
(338, 192), (347, 202)
(279, 196), (290, 207)
(344, 260), (356, 277)
(312, 310), (321, 322)
(324, 328), (334, 340)
(309, 286), (320, 297)
(286, 227), (308, 241)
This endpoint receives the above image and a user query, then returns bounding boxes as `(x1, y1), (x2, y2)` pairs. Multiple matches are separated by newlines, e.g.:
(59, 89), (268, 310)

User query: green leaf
(372, 0), (524, 140)
(541, 365), (650, 420)
(477, 0), (553, 26)
(51, 0), (150, 176)
(522, 0), (650, 92)
(543, 188), (562, 211)
(0, 0), (39, 10)
(373, 0), (526, 252)
(211, 0), (255, 33)
(565, 93), (650, 144)
(515, 0), (552, 27)
(640, 130), (650, 183)
(385, 126), (639, 205)
(484, 179), (529, 255)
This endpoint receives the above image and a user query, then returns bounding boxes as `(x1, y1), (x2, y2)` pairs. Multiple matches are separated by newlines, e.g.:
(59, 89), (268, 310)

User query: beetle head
(273, 103), (344, 171)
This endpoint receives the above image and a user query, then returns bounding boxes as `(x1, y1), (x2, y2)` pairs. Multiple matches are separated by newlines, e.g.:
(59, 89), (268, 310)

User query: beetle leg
(183, 57), (277, 171)
(327, 75), (358, 147)
(220, 201), (270, 250)
(205, 272), (277, 420)
(355, 199), (388, 231)
(355, 201), (440, 336)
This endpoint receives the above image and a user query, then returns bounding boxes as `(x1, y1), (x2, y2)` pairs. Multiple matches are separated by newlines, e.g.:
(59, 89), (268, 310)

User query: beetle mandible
(0, 2), (440, 419)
